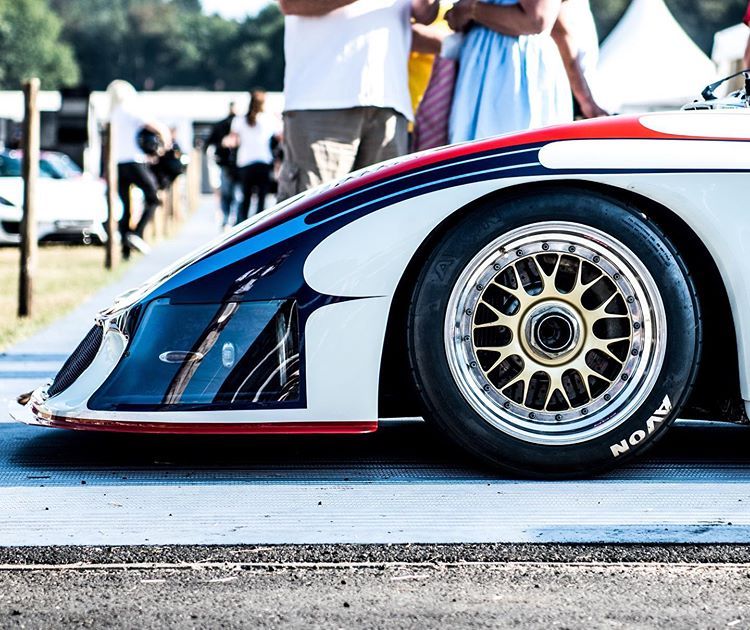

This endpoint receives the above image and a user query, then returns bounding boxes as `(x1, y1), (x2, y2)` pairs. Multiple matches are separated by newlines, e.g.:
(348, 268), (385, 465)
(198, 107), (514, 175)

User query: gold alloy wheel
(445, 222), (667, 446)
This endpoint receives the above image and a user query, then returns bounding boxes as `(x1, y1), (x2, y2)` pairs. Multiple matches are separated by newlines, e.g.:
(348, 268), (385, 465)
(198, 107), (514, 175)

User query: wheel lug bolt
(621, 373), (629, 381)
(568, 246), (576, 253)
(631, 348), (639, 356)
(542, 243), (550, 251)
(493, 264), (501, 271)
(516, 249), (524, 257)
(476, 284), (483, 290)
(604, 394), (611, 401)
(465, 308), (472, 315)
(470, 361), (477, 368)
(582, 407), (589, 415)
(633, 322), (641, 330)
(593, 255), (600, 263)
(626, 296), (635, 304)
(483, 384), (490, 391)
(503, 402), (511, 409)
(463, 335), (470, 341)
(613, 273), (621, 280)
(529, 412), (536, 419)
(555, 414), (562, 421)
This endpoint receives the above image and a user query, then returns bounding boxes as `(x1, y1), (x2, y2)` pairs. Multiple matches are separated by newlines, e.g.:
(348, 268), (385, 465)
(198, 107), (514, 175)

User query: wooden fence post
(18, 78), (40, 318)
(173, 176), (182, 223)
(188, 148), (201, 214)
(104, 122), (119, 269)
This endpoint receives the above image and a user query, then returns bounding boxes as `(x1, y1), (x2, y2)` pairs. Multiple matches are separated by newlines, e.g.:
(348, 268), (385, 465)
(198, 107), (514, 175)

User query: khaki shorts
(277, 107), (408, 201)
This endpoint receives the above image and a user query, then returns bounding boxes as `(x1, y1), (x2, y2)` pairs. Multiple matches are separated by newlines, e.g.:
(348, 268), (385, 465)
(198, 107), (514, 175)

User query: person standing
(206, 102), (239, 228)
(277, 0), (439, 201)
(227, 91), (281, 224)
(409, 5), (452, 121)
(107, 80), (171, 259)
(446, 0), (572, 143)
(552, 0), (608, 119)
(409, 4), (455, 151)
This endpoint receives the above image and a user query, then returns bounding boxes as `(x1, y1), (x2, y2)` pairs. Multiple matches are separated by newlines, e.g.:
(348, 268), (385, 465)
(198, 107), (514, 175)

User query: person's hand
(221, 134), (239, 149)
(446, 0), (476, 32)
(580, 100), (609, 119)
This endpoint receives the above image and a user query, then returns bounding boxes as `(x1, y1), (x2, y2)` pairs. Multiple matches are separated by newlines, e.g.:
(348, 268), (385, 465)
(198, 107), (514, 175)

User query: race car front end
(10, 187), (379, 435)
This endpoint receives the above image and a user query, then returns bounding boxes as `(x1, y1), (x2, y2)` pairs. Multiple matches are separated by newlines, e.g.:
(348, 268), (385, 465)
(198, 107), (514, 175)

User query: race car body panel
(12, 111), (750, 433)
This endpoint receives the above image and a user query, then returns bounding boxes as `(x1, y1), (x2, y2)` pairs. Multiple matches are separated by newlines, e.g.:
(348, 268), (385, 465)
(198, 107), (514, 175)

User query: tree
(0, 0), (79, 89)
(48, 0), (285, 91)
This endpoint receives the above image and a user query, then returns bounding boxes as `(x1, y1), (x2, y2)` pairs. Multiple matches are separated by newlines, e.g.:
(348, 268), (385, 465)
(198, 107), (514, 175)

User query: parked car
(10, 78), (750, 477)
(0, 150), (109, 245)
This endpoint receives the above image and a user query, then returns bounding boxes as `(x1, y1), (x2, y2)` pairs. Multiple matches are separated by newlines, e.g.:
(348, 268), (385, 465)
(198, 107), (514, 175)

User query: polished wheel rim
(445, 221), (667, 445)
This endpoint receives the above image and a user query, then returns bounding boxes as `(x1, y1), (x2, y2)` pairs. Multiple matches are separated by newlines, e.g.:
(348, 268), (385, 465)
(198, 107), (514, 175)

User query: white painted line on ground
(1, 481), (749, 546)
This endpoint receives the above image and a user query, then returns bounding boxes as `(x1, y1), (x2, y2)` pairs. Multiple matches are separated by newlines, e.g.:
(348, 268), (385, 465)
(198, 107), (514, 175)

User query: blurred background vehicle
(0, 149), (110, 245)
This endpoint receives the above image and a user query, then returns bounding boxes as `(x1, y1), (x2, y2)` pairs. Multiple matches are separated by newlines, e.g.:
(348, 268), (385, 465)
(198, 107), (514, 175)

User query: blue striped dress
(449, 0), (573, 143)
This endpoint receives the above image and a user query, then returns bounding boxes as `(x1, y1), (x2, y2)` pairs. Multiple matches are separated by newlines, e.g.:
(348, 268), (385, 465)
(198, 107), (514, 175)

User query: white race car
(10, 78), (750, 477)
(0, 150), (109, 245)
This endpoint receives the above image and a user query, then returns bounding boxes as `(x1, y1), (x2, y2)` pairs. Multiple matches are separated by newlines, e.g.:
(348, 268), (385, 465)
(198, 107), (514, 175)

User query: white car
(0, 150), (109, 245)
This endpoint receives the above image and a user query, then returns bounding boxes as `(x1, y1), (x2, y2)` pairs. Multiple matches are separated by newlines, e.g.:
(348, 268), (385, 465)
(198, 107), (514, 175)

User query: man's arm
(447, 0), (560, 36)
(551, 6), (607, 118)
(411, 23), (445, 54)
(205, 121), (224, 150)
(143, 121), (173, 150)
(278, 0), (356, 16)
(412, 0), (439, 25)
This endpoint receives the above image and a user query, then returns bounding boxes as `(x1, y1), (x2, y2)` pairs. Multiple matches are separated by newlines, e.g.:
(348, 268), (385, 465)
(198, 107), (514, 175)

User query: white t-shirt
(230, 113), (281, 168)
(283, 0), (414, 121)
(111, 101), (148, 164)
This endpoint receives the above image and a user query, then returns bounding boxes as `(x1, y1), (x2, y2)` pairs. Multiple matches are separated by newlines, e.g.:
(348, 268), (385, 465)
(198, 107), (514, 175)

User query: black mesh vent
(48, 325), (104, 397)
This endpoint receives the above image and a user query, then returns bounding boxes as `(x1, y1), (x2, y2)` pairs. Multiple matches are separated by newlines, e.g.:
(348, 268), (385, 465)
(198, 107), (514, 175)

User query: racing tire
(407, 188), (702, 478)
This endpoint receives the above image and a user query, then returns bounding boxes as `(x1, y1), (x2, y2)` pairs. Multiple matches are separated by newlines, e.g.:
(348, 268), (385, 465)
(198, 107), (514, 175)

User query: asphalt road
(1, 557), (749, 629)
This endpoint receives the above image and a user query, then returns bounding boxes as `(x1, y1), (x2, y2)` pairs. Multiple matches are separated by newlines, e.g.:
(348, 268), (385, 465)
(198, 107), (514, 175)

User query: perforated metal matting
(0, 421), (748, 546)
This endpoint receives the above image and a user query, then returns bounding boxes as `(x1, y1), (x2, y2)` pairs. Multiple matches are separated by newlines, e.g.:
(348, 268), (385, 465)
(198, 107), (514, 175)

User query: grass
(0, 245), (132, 351)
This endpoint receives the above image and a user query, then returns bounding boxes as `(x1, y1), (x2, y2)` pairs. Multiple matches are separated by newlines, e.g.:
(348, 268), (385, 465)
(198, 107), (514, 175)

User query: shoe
(126, 233), (151, 255)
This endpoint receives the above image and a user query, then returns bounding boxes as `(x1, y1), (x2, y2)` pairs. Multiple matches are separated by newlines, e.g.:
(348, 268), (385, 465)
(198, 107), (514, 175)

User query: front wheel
(408, 189), (701, 477)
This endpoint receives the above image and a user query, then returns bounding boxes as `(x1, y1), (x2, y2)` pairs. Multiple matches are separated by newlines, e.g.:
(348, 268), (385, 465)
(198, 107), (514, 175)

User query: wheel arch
(378, 179), (743, 422)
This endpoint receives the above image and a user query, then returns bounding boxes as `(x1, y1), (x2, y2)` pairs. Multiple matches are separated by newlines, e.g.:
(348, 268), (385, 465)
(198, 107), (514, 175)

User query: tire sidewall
(409, 189), (700, 477)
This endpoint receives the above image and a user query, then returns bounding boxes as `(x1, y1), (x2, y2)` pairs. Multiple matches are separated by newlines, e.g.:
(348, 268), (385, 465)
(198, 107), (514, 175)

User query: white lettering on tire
(609, 396), (672, 458)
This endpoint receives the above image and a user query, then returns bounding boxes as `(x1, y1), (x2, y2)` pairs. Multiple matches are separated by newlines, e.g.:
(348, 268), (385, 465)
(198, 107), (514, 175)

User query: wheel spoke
(536, 253), (561, 279)
(477, 340), (524, 375)
(474, 320), (509, 329)
(587, 337), (626, 363)
(502, 364), (536, 395)
(566, 264), (601, 302)
(543, 370), (570, 410)
(474, 299), (515, 327)
(536, 254), (562, 298)
(585, 292), (617, 319)
(492, 264), (535, 310)
(484, 355), (505, 375)
(578, 364), (615, 386)
(576, 367), (594, 400)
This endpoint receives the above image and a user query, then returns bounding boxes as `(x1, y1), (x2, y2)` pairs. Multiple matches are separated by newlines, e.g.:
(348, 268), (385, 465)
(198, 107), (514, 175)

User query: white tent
(712, 23), (749, 76)
(597, 0), (717, 112)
